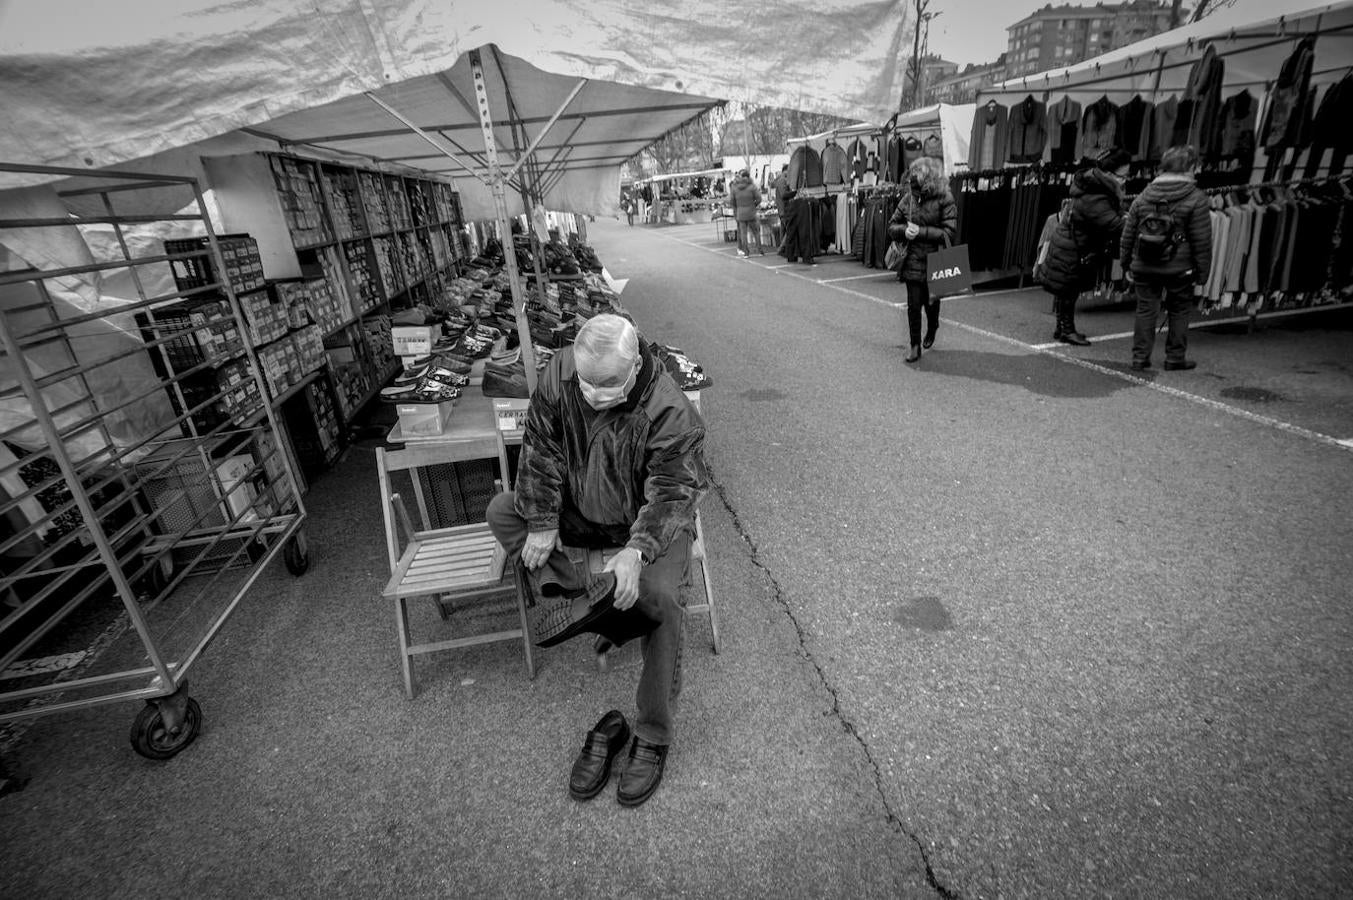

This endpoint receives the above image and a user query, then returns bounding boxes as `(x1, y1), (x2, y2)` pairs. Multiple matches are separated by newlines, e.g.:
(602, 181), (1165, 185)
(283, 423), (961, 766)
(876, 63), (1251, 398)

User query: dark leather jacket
(515, 340), (708, 562)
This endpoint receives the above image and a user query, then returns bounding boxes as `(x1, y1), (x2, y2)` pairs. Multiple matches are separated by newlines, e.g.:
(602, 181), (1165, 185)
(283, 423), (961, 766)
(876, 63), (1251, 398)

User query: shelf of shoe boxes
(265, 155), (467, 429)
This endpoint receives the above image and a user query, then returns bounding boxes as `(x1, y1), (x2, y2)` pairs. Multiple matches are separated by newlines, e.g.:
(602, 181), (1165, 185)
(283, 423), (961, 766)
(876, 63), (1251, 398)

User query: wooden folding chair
(376, 436), (534, 699)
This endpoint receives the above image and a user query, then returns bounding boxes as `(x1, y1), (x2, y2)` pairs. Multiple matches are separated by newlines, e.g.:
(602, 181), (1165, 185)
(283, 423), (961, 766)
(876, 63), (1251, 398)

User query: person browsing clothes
(888, 156), (958, 363)
(729, 168), (764, 257)
(1119, 145), (1212, 371)
(486, 314), (708, 807)
(1038, 148), (1130, 345)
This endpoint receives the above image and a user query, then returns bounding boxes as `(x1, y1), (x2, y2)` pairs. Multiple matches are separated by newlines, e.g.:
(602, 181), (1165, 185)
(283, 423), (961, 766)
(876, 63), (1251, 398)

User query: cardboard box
(391, 325), (435, 358)
(397, 400), (456, 437)
(216, 455), (258, 521)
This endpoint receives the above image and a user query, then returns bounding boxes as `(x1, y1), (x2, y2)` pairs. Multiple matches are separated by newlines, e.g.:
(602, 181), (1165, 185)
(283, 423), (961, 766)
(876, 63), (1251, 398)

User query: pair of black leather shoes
(569, 710), (668, 806)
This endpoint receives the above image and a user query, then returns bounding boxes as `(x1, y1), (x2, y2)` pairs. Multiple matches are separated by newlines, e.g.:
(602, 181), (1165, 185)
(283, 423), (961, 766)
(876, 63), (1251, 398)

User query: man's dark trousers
(487, 491), (689, 746)
(1132, 276), (1193, 365)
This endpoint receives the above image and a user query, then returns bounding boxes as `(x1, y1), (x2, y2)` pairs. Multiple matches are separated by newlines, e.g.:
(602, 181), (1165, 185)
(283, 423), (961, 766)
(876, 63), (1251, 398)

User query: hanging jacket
(1260, 35), (1317, 150)
(1217, 90), (1257, 163)
(1007, 95), (1048, 164)
(846, 137), (868, 180)
(1078, 97), (1120, 158)
(1183, 44), (1226, 158)
(516, 340), (708, 562)
(1120, 174), (1212, 284)
(821, 141), (849, 185)
(886, 157), (959, 282)
(1039, 167), (1125, 294)
(1044, 96), (1083, 164)
(729, 174), (761, 222)
(968, 102), (1008, 171)
(1150, 95), (1179, 163)
(1118, 95), (1153, 162)
(787, 145), (823, 190)
(923, 133), (944, 160)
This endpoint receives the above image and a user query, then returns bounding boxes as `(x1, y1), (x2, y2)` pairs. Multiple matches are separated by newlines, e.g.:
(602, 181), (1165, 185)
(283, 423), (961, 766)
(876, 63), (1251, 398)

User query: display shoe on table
(530, 572), (619, 647)
(616, 737), (668, 807)
(569, 710), (632, 801)
(481, 362), (530, 399)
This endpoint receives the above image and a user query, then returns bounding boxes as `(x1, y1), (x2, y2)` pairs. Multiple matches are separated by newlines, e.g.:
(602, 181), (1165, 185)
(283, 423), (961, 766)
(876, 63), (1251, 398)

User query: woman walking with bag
(1038, 149), (1129, 345)
(888, 157), (958, 362)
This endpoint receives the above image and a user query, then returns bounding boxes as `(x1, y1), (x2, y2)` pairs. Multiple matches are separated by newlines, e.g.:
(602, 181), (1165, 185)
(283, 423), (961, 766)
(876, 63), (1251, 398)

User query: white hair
(574, 314), (638, 378)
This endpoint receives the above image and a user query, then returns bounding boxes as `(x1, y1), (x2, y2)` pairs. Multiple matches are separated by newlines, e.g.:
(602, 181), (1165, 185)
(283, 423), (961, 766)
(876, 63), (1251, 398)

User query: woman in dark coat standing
(1039, 149), (1130, 345)
(888, 157), (958, 362)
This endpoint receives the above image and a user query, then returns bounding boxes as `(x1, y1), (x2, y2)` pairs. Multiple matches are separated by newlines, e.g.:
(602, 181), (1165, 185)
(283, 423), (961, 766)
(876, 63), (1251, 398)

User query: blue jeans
(737, 220), (763, 254)
(1132, 279), (1193, 365)
(487, 491), (689, 745)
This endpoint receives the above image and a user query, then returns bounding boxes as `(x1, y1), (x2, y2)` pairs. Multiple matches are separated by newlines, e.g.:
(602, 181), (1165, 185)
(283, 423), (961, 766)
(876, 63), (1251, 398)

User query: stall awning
(0, 0), (912, 216)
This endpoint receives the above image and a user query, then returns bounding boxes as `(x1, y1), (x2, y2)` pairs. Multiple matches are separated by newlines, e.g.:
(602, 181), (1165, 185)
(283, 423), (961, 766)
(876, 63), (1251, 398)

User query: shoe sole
(534, 579), (617, 647)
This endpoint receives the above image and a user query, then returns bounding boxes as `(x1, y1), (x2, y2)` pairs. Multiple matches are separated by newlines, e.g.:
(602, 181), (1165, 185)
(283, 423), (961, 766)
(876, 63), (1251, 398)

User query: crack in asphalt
(706, 465), (959, 900)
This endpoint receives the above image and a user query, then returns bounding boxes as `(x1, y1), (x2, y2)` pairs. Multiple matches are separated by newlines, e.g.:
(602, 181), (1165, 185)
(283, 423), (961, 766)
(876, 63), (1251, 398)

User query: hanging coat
(1006, 95), (1047, 164)
(1183, 44), (1226, 159)
(1259, 35), (1317, 150)
(968, 102), (1008, 171)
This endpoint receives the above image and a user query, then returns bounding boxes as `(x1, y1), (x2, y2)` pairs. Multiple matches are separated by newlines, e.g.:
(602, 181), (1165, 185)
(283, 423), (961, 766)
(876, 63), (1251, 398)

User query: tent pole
(470, 48), (538, 394)
(362, 92), (493, 188)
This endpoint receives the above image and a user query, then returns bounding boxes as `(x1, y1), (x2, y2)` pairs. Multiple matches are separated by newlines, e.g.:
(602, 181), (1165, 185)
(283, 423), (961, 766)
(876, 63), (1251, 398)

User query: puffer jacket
(1039, 167), (1124, 294)
(515, 340), (708, 563)
(1120, 174), (1212, 284)
(886, 157), (959, 282)
(729, 175), (761, 222)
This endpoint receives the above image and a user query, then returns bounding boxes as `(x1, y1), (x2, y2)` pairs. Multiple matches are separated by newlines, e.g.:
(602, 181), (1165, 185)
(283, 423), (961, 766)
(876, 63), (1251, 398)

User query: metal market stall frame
(0, 163), (310, 760)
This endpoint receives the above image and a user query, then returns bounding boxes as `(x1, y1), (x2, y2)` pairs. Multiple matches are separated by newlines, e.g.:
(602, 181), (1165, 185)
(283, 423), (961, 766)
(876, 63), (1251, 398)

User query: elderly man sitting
(486, 314), (708, 807)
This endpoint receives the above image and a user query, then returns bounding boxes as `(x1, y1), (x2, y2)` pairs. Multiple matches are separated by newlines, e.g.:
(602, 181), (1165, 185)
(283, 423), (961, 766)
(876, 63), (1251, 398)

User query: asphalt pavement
(2, 217), (1351, 898)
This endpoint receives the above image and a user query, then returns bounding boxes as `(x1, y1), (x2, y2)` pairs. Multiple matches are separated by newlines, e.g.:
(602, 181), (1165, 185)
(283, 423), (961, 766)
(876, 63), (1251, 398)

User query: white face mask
(578, 359), (639, 410)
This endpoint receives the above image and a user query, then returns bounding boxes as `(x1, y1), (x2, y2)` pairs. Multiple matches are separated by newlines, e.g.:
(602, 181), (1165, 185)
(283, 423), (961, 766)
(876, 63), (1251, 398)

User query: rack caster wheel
(283, 532), (309, 576)
(130, 694), (202, 760)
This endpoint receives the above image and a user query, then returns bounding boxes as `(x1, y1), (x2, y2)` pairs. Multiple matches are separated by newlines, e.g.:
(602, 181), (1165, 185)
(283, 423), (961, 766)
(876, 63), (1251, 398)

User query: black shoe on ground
(922, 327), (937, 350)
(1130, 359), (1151, 371)
(531, 573), (618, 647)
(617, 737), (668, 807)
(569, 710), (631, 801)
(1057, 331), (1091, 346)
(1163, 359), (1197, 371)
(904, 345), (921, 363)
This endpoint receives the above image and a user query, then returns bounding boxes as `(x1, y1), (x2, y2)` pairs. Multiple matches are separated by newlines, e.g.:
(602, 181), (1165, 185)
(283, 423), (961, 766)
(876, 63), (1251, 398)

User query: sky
(925, 0), (1330, 66)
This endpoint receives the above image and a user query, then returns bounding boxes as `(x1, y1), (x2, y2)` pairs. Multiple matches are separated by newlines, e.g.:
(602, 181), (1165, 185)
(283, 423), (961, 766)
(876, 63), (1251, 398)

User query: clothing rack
(1201, 172), (1352, 194)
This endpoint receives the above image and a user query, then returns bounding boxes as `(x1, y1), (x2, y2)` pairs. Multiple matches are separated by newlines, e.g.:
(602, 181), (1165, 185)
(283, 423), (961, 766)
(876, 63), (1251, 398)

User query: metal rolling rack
(0, 163), (310, 761)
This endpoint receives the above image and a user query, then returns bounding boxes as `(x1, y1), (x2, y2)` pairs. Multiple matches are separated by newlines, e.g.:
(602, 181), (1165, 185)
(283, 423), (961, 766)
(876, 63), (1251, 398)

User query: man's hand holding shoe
(603, 547), (643, 609)
(522, 528), (561, 570)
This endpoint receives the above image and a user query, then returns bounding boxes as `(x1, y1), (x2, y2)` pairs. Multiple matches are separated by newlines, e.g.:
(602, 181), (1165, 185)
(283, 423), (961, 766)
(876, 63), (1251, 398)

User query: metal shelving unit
(0, 163), (310, 759)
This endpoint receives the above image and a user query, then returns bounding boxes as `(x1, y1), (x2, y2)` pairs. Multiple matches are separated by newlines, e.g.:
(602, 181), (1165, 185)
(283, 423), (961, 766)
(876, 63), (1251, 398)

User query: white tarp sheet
(0, 0), (912, 217)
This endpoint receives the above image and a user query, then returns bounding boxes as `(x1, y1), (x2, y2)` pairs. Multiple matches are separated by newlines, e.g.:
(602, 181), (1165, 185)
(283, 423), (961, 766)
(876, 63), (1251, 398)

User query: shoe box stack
(371, 237), (402, 295)
(165, 234), (267, 299)
(269, 156), (332, 247)
(238, 290), (290, 346)
(343, 242), (382, 313)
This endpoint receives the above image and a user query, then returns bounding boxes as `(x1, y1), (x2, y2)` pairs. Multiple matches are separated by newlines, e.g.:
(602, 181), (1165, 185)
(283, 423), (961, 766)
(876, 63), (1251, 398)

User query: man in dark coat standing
(729, 169), (764, 256)
(1120, 145), (1212, 371)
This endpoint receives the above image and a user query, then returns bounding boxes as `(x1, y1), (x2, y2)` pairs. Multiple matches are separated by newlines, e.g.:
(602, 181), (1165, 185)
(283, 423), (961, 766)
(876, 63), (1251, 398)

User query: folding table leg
(396, 595), (416, 699)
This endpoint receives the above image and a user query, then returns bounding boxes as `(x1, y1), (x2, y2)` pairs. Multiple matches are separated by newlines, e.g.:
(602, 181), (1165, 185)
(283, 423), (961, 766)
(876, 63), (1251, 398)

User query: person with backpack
(1119, 145), (1212, 371)
(1038, 149), (1130, 345)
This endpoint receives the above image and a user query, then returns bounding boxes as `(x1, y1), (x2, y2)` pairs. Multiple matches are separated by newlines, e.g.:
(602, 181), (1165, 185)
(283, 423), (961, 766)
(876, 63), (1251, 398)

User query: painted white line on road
(819, 272), (895, 283)
(654, 226), (1351, 453)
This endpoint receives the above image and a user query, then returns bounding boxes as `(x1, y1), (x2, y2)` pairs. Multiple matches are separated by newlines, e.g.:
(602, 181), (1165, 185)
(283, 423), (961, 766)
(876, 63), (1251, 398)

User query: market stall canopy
(0, 0), (912, 217)
(895, 103), (975, 176)
(978, 0), (1353, 104)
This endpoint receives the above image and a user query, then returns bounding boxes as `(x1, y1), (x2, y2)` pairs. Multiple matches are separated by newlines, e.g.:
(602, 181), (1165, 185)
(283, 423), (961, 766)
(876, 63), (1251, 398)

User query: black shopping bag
(927, 239), (973, 298)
